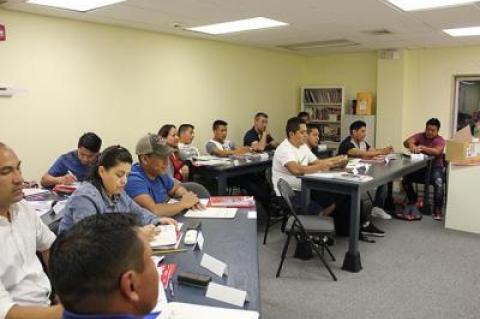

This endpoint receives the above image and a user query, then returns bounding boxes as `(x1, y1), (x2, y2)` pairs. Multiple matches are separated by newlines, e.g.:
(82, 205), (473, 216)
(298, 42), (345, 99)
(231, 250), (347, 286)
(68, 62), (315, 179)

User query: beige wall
(0, 9), (304, 180)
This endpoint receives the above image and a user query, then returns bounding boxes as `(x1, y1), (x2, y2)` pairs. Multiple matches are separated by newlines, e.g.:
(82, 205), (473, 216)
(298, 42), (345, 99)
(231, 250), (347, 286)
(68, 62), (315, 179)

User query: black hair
(297, 111), (310, 119)
(213, 120), (227, 131)
(426, 118), (441, 130)
(49, 214), (144, 313)
(178, 124), (194, 136)
(89, 145), (132, 192)
(255, 112), (268, 120)
(349, 120), (367, 135)
(78, 132), (102, 153)
(306, 123), (319, 134)
(286, 117), (305, 138)
(158, 124), (176, 138)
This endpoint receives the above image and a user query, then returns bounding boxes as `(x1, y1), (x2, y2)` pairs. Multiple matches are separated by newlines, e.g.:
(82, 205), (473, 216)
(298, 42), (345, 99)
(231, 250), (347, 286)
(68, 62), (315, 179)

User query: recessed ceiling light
(26, 0), (126, 12)
(444, 26), (480, 36)
(186, 17), (288, 35)
(386, 0), (474, 11)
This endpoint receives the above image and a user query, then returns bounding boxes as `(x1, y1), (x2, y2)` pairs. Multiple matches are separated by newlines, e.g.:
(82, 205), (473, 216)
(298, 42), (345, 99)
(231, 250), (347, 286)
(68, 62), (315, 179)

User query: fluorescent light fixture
(186, 17), (288, 35)
(26, 0), (126, 12)
(386, 0), (474, 11)
(444, 26), (480, 36)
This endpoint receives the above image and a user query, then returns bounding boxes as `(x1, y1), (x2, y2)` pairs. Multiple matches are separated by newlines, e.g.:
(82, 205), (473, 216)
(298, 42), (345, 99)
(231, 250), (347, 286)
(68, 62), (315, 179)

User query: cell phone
(177, 272), (211, 288)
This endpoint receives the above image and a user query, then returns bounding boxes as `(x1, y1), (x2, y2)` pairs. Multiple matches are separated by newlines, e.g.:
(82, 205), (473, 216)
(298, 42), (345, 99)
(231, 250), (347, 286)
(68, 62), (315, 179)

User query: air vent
(279, 39), (359, 51)
(363, 29), (393, 36)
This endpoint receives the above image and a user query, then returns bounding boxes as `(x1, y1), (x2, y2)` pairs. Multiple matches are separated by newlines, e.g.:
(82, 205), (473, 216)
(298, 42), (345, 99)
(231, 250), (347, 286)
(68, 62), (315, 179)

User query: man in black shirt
(243, 112), (278, 151)
(338, 120), (394, 237)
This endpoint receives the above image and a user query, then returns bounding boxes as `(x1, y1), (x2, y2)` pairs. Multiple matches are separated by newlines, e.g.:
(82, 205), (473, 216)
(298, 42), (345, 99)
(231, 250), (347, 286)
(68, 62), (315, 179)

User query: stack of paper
(184, 207), (237, 219)
(158, 302), (259, 319)
(150, 225), (178, 249)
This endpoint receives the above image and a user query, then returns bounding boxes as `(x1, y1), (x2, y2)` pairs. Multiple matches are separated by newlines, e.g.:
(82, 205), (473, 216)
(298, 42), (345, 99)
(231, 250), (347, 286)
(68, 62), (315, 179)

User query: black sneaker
(361, 222), (385, 237)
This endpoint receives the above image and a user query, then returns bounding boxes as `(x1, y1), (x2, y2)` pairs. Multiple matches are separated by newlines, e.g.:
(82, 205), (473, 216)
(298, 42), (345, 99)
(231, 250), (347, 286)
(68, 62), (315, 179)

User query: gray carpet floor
(258, 217), (480, 319)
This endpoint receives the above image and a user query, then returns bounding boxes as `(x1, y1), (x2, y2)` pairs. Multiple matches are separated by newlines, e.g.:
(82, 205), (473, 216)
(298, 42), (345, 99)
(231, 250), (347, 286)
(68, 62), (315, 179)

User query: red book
(158, 263), (177, 289)
(208, 196), (255, 208)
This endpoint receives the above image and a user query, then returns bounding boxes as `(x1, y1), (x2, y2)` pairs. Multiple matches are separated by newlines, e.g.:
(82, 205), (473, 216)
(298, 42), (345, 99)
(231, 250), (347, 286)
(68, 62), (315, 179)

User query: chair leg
(263, 217), (270, 245)
(324, 244), (336, 262)
(276, 231), (293, 278)
(311, 242), (337, 281)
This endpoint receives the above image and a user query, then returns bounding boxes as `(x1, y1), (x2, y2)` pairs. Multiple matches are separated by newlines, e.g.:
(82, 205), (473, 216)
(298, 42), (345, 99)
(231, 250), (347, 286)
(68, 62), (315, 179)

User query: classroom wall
(303, 52), (378, 108)
(0, 9), (305, 180)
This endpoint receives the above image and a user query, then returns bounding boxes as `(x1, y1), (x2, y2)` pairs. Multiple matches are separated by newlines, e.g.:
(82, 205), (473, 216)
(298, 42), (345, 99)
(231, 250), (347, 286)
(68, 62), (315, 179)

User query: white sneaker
(371, 207), (392, 220)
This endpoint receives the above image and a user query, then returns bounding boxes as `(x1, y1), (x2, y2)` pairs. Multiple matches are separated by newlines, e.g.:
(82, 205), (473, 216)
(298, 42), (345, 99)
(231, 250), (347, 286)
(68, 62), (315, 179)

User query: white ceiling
(3, 0), (480, 54)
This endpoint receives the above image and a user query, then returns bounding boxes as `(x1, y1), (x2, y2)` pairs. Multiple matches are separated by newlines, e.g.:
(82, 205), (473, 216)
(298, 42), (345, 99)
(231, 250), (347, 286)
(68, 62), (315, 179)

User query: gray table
(166, 209), (260, 313)
(300, 157), (431, 273)
(192, 156), (272, 195)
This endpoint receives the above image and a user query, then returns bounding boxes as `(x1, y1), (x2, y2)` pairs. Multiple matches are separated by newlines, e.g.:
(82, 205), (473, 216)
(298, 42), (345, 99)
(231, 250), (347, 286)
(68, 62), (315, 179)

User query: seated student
(297, 111), (310, 124)
(58, 145), (175, 234)
(272, 117), (348, 217)
(402, 118), (446, 221)
(305, 124), (326, 158)
(243, 112), (278, 151)
(177, 124), (200, 161)
(41, 132), (102, 188)
(0, 143), (63, 319)
(338, 120), (393, 221)
(158, 124), (189, 182)
(50, 214), (160, 319)
(205, 120), (272, 216)
(206, 120), (251, 156)
(125, 134), (202, 218)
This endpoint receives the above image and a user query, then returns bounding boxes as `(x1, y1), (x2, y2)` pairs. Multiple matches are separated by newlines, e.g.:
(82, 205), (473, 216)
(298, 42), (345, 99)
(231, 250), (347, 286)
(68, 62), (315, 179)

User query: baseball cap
(135, 134), (173, 157)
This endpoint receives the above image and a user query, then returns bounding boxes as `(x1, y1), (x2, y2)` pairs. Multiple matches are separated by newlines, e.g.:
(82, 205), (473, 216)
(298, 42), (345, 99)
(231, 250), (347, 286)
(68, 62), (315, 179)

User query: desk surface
(300, 157), (429, 191)
(168, 209), (260, 312)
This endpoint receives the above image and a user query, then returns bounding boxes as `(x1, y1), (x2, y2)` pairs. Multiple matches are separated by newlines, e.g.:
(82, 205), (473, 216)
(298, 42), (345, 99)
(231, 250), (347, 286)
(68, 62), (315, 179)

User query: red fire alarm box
(0, 24), (6, 41)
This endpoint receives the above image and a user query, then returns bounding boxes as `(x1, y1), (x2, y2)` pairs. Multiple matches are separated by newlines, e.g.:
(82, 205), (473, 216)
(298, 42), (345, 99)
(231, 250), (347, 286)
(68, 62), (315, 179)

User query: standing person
(41, 132), (102, 187)
(338, 120), (393, 221)
(0, 143), (63, 319)
(58, 145), (176, 234)
(177, 124), (200, 161)
(402, 118), (446, 221)
(158, 125), (189, 182)
(243, 112), (278, 151)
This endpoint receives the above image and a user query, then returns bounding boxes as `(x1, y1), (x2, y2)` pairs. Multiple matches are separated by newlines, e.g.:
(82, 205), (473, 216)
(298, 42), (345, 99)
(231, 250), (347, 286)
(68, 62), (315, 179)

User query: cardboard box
(356, 92), (373, 115)
(445, 140), (470, 161)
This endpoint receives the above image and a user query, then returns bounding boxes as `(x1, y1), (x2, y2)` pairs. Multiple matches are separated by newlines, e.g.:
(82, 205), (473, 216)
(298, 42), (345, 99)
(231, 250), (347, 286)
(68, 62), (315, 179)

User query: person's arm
(285, 159), (333, 176)
(404, 134), (418, 152)
(132, 193), (197, 217)
(40, 157), (77, 188)
(252, 132), (268, 152)
(207, 142), (250, 157)
(347, 147), (392, 159)
(5, 305), (63, 319)
(417, 139), (445, 157)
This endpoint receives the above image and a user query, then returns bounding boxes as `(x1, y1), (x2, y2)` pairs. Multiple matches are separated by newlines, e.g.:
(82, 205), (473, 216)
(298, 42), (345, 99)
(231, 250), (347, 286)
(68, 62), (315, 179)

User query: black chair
(263, 167), (288, 244)
(276, 179), (337, 281)
(181, 182), (211, 198)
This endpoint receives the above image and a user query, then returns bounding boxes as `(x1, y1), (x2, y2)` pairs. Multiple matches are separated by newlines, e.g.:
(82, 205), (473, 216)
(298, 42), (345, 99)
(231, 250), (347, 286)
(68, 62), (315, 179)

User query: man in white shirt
(272, 117), (347, 216)
(0, 143), (62, 319)
(205, 120), (250, 156)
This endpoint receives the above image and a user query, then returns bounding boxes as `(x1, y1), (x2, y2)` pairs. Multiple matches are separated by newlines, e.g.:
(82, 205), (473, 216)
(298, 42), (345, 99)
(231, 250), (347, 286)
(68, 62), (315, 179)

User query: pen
(168, 280), (175, 297)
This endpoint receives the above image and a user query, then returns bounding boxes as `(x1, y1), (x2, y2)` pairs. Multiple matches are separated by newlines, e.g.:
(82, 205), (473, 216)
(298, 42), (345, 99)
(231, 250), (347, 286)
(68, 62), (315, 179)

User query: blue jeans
(373, 184), (388, 208)
(402, 167), (445, 209)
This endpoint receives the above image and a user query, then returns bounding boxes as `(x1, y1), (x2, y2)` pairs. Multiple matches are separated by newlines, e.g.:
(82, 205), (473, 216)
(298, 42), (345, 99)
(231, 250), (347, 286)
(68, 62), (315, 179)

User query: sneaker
(371, 207), (392, 220)
(410, 206), (423, 220)
(433, 208), (443, 221)
(361, 222), (385, 237)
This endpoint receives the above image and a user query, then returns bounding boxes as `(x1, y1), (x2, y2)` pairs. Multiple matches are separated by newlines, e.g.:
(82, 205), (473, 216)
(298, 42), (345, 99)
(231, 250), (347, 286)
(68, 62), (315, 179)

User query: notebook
(184, 207), (237, 219)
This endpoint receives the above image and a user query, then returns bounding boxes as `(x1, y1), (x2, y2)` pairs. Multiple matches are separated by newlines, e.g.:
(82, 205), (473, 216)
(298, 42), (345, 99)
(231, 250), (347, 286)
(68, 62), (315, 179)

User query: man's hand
(180, 191), (199, 209)
(179, 165), (189, 180)
(158, 217), (178, 227)
(382, 146), (394, 155)
(58, 173), (77, 185)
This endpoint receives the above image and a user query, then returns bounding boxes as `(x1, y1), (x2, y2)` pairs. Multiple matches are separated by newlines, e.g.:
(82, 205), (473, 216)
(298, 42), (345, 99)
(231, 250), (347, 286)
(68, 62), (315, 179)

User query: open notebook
(184, 207), (237, 219)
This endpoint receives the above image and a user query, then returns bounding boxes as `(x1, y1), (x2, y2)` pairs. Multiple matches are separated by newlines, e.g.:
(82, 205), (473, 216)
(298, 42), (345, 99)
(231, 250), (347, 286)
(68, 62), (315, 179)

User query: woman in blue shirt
(59, 145), (175, 234)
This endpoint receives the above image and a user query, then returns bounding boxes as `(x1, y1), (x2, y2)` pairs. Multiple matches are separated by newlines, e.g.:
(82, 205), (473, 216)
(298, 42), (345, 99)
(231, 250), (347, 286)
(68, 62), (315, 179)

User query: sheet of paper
(184, 207), (237, 219)
(196, 231), (205, 250)
(159, 302), (259, 319)
(151, 225), (177, 248)
(199, 198), (209, 206)
(305, 172), (343, 179)
(200, 253), (227, 277)
(205, 282), (247, 307)
(152, 272), (168, 313)
(247, 211), (257, 219)
(52, 200), (67, 215)
(29, 200), (53, 217)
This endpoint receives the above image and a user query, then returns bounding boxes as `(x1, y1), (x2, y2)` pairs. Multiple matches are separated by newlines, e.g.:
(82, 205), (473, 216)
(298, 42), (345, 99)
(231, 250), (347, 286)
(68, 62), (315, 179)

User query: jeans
(373, 184), (388, 208)
(402, 167), (445, 209)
